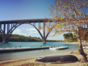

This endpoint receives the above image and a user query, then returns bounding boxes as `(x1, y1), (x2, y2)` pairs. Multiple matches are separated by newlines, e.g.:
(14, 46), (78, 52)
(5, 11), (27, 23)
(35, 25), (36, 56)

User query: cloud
(13, 29), (21, 34)
(12, 28), (65, 40)
(12, 28), (27, 36)
(12, 28), (41, 37)
(25, 28), (37, 33)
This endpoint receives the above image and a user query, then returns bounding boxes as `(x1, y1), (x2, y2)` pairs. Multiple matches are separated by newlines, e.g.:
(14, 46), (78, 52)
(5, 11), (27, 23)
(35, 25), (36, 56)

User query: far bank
(65, 42), (88, 45)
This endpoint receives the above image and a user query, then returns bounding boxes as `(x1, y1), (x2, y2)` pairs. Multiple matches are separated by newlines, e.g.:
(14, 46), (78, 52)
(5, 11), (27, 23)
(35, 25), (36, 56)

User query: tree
(63, 33), (73, 39)
(63, 33), (78, 42)
(47, 0), (88, 62)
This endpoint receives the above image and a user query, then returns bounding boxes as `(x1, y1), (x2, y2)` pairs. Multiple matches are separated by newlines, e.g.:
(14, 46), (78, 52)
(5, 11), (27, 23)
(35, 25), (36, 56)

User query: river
(0, 42), (79, 62)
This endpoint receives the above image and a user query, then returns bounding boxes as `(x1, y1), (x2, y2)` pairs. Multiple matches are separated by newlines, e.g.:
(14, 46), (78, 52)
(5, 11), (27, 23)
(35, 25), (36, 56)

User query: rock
(71, 52), (74, 54)
(35, 55), (78, 63)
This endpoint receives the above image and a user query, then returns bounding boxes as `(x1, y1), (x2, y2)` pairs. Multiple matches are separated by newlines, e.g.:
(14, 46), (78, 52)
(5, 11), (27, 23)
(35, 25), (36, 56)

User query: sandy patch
(0, 50), (88, 66)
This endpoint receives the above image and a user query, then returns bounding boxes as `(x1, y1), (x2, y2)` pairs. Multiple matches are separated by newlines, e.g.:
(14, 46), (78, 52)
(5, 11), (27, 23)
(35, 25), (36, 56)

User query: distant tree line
(0, 34), (42, 42)
(63, 28), (88, 42)
(0, 34), (63, 42)
(46, 40), (64, 42)
(9, 34), (42, 42)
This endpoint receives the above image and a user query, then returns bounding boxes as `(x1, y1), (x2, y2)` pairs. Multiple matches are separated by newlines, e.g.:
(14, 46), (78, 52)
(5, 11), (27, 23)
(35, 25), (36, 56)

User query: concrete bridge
(0, 19), (53, 44)
(0, 18), (88, 44)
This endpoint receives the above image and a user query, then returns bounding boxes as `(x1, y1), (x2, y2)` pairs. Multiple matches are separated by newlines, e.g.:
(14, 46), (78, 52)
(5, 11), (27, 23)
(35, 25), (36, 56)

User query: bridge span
(0, 19), (53, 44)
(0, 18), (88, 44)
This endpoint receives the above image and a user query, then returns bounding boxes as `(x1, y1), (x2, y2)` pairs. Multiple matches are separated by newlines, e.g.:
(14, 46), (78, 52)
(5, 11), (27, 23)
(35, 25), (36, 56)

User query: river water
(0, 42), (79, 62)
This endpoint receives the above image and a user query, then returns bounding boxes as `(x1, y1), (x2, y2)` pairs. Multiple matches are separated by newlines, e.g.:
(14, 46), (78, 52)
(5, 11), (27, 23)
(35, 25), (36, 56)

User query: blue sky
(0, 0), (64, 40)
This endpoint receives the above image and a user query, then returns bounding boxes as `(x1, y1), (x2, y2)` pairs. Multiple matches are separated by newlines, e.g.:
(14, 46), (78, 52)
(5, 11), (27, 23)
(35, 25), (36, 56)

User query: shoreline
(0, 51), (76, 64)
(0, 42), (88, 66)
(0, 50), (76, 63)
(0, 50), (88, 66)
(65, 42), (88, 45)
(64, 42), (79, 44)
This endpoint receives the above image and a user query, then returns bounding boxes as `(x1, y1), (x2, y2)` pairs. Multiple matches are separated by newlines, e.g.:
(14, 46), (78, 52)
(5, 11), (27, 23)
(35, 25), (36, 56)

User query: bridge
(0, 19), (53, 44)
(0, 18), (88, 44)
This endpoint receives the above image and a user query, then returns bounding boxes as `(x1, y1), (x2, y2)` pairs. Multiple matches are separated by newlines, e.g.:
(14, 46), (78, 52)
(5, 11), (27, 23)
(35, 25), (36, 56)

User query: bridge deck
(0, 19), (49, 23)
(0, 46), (49, 53)
(0, 18), (87, 24)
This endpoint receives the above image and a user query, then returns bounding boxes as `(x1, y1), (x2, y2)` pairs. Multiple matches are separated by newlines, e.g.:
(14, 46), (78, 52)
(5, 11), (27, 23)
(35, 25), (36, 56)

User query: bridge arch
(1, 22), (53, 44)
(11, 23), (43, 40)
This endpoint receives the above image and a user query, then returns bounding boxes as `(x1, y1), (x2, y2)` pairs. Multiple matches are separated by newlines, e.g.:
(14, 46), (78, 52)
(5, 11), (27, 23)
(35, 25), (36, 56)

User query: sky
(0, 0), (64, 40)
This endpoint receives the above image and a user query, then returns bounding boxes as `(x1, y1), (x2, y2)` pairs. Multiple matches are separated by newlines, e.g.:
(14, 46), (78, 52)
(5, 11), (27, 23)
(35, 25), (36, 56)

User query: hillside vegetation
(0, 34), (63, 42)
(0, 34), (42, 42)
(63, 28), (88, 42)
(10, 34), (42, 42)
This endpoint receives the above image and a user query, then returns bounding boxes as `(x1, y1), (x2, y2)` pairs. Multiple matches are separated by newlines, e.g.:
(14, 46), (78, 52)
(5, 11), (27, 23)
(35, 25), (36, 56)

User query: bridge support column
(2, 38), (5, 43)
(43, 38), (46, 44)
(5, 37), (9, 43)
(1, 23), (10, 43)
(2, 24), (6, 43)
(2, 37), (9, 43)
(43, 21), (46, 44)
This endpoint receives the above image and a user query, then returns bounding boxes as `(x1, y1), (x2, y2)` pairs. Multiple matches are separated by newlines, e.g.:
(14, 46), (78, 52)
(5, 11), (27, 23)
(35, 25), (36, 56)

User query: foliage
(46, 0), (88, 35)
(46, 0), (88, 62)
(0, 34), (62, 42)
(63, 33), (78, 42)
(63, 33), (73, 39)
(0, 34), (42, 42)
(84, 64), (88, 66)
(63, 28), (88, 42)
(9, 34), (42, 42)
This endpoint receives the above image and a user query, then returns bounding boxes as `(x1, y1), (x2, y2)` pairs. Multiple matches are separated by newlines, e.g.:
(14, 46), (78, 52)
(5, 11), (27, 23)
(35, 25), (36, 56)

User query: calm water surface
(0, 42), (79, 61)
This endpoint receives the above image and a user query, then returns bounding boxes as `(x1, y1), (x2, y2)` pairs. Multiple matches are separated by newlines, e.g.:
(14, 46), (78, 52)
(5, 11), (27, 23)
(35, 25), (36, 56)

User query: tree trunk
(78, 27), (87, 62)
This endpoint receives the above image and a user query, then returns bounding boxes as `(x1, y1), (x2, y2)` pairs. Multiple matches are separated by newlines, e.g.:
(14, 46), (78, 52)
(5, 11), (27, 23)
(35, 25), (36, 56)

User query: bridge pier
(43, 21), (46, 44)
(43, 38), (46, 44)
(2, 37), (9, 43)
(0, 23), (10, 43)
(5, 37), (9, 43)
(2, 38), (5, 43)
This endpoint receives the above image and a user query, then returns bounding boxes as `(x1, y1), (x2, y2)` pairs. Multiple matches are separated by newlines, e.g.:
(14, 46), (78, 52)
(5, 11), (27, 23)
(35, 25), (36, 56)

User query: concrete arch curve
(2, 22), (54, 44)
(11, 22), (43, 40)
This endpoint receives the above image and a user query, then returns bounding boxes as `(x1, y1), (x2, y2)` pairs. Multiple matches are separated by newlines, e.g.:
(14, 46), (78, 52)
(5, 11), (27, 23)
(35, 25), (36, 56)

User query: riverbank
(65, 42), (88, 45)
(0, 50), (88, 66)
(65, 42), (79, 44)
